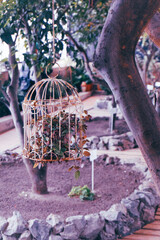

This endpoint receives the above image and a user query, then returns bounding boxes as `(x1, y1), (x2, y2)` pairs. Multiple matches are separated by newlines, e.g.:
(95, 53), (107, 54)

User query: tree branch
(65, 30), (108, 89)
(0, 82), (10, 104)
(56, 5), (69, 24)
(0, 98), (10, 109)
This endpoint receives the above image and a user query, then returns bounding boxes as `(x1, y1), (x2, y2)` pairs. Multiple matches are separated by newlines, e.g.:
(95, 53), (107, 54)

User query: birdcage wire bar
(23, 77), (84, 163)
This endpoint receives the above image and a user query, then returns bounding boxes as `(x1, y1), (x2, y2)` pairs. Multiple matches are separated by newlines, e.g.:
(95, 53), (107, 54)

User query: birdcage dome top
(22, 77), (87, 164)
(23, 77), (82, 110)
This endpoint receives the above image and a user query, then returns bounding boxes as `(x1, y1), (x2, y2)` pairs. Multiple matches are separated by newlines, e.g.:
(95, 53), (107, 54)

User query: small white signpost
(90, 149), (97, 192)
(109, 107), (117, 133)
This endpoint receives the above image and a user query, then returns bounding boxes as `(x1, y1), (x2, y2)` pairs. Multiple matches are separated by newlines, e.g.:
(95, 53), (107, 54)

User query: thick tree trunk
(94, 0), (160, 194)
(7, 43), (48, 194)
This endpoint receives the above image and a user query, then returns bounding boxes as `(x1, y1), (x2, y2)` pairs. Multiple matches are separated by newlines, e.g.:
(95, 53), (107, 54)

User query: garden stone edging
(86, 131), (137, 151)
(0, 155), (160, 240)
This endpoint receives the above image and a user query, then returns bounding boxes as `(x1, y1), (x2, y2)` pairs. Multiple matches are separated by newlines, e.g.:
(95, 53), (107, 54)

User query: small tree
(0, 0), (49, 194)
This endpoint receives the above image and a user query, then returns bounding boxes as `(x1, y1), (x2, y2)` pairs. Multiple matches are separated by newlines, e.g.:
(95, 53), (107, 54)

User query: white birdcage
(22, 77), (89, 164)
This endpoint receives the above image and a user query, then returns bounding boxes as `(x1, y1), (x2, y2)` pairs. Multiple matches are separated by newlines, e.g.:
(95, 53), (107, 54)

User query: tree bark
(8, 44), (24, 147)
(94, 0), (160, 194)
(7, 43), (48, 194)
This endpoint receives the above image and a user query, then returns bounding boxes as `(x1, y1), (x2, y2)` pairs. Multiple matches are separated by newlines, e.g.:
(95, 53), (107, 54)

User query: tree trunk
(94, 0), (160, 194)
(8, 44), (24, 148)
(7, 43), (48, 194)
(23, 160), (48, 194)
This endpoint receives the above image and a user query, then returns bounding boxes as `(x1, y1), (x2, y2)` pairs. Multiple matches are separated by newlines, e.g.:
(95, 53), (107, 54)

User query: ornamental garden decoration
(22, 77), (91, 168)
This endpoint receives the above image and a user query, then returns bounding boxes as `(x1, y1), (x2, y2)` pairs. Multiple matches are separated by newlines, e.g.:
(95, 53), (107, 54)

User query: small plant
(68, 185), (95, 201)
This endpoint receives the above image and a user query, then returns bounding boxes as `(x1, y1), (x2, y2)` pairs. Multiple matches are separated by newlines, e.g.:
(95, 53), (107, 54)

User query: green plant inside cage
(25, 109), (91, 165)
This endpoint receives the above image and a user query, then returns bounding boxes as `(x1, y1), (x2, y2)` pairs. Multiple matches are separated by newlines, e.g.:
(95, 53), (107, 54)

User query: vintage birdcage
(22, 77), (89, 164)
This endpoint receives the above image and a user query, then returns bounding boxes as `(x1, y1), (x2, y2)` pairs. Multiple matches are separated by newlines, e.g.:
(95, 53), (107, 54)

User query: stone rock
(121, 199), (140, 218)
(121, 139), (135, 150)
(139, 202), (145, 215)
(91, 137), (100, 149)
(28, 219), (52, 240)
(96, 99), (108, 109)
(60, 223), (79, 240)
(0, 216), (8, 232)
(100, 230), (116, 240)
(100, 136), (111, 145)
(138, 181), (156, 193)
(126, 132), (135, 143)
(2, 234), (17, 240)
(107, 132), (135, 151)
(89, 132), (135, 151)
(116, 224), (131, 238)
(80, 213), (104, 240)
(19, 230), (32, 240)
(116, 212), (141, 237)
(141, 206), (155, 223)
(46, 214), (64, 234)
(89, 136), (99, 145)
(108, 139), (123, 151)
(66, 215), (86, 233)
(129, 190), (156, 207)
(106, 156), (120, 165)
(129, 218), (142, 232)
(136, 191), (156, 207)
(49, 235), (63, 240)
(97, 139), (106, 150)
(105, 223), (117, 234)
(4, 211), (27, 236)
(100, 204), (127, 222)
(96, 154), (108, 164)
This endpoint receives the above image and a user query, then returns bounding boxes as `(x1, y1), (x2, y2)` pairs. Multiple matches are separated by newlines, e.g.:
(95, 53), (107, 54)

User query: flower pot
(81, 82), (93, 92)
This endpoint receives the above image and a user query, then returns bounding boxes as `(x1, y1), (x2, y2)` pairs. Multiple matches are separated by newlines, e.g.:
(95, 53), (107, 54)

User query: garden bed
(0, 117), (143, 221)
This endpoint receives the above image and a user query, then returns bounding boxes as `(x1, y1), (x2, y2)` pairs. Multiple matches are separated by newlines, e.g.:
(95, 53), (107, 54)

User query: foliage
(67, 0), (110, 48)
(68, 185), (95, 201)
(24, 109), (91, 167)
(136, 34), (160, 85)
(71, 66), (92, 91)
(0, 0), (110, 73)
(0, 0), (110, 92)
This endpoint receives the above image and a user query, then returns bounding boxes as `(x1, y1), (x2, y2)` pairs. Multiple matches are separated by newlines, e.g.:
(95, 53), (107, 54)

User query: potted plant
(81, 77), (93, 92)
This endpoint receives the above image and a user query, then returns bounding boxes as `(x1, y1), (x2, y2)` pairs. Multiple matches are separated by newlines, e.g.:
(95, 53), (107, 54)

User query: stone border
(0, 154), (160, 240)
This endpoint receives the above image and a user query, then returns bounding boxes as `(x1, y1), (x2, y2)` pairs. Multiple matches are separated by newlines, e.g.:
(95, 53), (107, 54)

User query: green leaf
(75, 170), (80, 179)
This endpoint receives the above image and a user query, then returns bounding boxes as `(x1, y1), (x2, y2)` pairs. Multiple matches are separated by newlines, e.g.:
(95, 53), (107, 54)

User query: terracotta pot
(81, 82), (93, 92)
(86, 83), (93, 91)
(97, 84), (101, 90)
